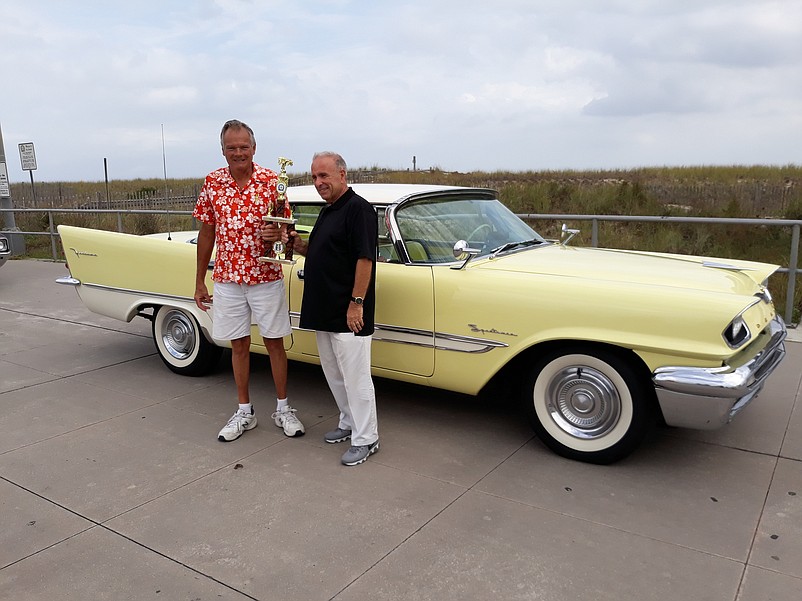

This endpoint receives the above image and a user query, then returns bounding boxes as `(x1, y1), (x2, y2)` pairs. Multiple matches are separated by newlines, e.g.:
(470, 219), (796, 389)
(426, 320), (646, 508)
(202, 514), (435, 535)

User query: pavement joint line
(0, 306), (152, 338)
(0, 354), (159, 397)
(0, 464), (266, 600)
(331, 434), (534, 598)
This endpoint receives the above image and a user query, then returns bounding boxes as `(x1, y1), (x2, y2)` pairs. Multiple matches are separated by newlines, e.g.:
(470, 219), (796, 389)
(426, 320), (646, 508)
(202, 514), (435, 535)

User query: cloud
(1, 0), (801, 182)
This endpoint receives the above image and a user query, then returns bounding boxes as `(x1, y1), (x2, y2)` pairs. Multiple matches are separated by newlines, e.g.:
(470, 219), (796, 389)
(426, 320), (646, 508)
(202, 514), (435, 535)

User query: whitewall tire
(152, 306), (221, 376)
(522, 346), (656, 464)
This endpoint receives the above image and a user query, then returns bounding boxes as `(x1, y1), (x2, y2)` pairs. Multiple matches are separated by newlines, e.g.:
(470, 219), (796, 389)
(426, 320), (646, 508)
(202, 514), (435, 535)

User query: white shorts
(212, 280), (291, 341)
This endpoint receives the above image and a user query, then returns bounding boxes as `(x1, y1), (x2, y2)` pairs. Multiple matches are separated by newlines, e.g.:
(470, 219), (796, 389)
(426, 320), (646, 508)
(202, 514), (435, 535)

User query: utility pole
(0, 121), (26, 254)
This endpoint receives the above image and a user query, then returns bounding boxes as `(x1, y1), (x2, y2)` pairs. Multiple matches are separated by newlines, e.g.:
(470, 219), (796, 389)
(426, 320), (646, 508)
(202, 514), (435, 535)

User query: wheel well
(136, 303), (157, 321)
(482, 339), (657, 405)
(138, 303), (216, 344)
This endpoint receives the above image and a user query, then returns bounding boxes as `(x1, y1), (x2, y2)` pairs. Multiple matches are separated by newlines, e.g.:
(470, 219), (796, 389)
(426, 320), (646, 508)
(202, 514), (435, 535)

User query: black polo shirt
(299, 187), (377, 335)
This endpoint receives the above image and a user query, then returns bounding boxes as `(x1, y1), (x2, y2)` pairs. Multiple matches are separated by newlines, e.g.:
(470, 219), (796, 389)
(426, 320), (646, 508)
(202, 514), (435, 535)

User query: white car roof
(287, 183), (484, 205)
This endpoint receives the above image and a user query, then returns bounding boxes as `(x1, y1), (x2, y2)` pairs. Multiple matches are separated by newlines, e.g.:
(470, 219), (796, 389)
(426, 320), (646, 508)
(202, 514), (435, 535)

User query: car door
(371, 261), (435, 376)
(286, 208), (436, 377)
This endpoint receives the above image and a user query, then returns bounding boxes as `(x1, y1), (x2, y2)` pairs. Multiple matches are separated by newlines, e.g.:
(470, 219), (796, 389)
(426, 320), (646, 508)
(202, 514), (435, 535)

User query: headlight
(0, 238), (8, 252)
(723, 314), (751, 348)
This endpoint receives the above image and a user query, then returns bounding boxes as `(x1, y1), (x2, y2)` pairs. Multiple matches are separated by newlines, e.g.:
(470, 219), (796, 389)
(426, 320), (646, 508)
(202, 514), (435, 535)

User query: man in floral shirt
(193, 119), (304, 442)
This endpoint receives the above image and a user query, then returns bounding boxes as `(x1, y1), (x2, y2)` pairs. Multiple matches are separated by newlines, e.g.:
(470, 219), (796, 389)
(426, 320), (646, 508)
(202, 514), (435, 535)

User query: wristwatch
(350, 296), (364, 305)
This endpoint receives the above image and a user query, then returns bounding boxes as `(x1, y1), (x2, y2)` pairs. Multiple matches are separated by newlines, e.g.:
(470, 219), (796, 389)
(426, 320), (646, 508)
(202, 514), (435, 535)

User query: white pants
(316, 332), (378, 446)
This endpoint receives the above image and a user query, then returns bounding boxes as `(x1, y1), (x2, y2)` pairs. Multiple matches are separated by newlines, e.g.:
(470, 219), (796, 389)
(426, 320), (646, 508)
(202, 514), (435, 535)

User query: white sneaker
(218, 409), (257, 442)
(272, 406), (305, 437)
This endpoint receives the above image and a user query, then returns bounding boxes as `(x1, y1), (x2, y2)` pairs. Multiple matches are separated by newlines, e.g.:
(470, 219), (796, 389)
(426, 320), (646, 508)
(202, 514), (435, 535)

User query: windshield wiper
(490, 239), (543, 257)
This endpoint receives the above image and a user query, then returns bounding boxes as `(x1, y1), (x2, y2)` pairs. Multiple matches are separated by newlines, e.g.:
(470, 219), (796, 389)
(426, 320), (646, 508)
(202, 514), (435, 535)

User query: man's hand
(194, 284), (213, 311)
(288, 230), (309, 256)
(260, 222), (281, 242)
(346, 303), (364, 333)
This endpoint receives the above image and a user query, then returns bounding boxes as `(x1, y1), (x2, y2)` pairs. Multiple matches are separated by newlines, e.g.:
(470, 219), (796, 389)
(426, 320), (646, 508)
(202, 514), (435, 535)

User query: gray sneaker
(324, 427), (352, 444)
(341, 440), (379, 466)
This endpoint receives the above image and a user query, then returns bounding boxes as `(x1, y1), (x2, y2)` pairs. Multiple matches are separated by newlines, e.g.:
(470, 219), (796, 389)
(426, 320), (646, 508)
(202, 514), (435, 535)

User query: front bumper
(652, 315), (787, 430)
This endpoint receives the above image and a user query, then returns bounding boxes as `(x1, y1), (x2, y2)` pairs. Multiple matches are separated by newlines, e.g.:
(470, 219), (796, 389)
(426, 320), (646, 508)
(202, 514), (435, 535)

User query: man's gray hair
(313, 151), (347, 171)
(220, 119), (256, 149)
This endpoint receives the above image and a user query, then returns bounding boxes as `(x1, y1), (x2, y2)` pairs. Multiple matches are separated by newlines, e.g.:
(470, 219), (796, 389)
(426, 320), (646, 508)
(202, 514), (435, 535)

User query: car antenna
(161, 124), (171, 241)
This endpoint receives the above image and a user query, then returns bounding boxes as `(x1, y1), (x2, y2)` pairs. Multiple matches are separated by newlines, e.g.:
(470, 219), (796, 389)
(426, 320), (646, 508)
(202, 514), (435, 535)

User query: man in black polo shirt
(289, 151), (379, 466)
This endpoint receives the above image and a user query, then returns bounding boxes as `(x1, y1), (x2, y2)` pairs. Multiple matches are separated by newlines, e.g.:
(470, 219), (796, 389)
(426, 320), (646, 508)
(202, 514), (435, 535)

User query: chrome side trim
(702, 261), (755, 271)
(374, 324), (435, 348)
(288, 312), (507, 354)
(432, 331), (508, 353)
(70, 281), (195, 304)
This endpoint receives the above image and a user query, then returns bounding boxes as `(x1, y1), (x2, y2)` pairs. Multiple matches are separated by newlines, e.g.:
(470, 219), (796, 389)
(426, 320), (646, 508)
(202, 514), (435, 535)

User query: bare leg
(262, 337), (288, 399)
(230, 336), (251, 405)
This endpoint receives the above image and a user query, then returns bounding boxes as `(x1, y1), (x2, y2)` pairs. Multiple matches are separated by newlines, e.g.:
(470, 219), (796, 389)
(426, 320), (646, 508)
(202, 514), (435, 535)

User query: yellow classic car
(57, 184), (787, 464)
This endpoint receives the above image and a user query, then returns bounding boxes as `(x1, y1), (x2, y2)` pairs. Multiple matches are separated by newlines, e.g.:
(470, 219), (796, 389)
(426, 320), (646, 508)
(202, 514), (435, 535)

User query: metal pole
(104, 158), (110, 204)
(29, 170), (36, 204)
(786, 223), (799, 325)
(0, 122), (26, 254)
(48, 210), (57, 260)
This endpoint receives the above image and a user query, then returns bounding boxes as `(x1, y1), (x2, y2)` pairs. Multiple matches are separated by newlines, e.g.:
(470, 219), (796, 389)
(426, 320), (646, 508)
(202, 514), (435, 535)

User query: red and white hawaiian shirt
(193, 163), (289, 284)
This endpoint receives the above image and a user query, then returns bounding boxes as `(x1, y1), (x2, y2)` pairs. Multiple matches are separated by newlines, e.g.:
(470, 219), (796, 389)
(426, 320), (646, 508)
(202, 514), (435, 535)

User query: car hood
(474, 244), (777, 295)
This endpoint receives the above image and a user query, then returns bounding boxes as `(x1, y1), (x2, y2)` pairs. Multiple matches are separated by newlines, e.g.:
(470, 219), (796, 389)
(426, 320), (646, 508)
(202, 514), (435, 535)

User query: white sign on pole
(0, 162), (10, 196)
(19, 142), (37, 171)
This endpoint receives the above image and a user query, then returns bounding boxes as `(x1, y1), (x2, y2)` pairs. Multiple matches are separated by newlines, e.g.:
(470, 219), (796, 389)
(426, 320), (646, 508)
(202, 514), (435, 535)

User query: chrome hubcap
(545, 365), (621, 439)
(161, 311), (196, 360)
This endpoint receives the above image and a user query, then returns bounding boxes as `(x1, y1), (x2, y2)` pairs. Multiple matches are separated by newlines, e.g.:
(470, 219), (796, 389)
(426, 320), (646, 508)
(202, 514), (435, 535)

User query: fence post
(117, 212), (123, 232)
(786, 223), (799, 325)
(48, 210), (58, 260)
(592, 219), (599, 247)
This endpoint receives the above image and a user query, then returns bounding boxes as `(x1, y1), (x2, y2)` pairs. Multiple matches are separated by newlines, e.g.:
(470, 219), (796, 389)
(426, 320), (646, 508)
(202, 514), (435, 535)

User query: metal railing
(2, 207), (801, 325)
(1, 207), (195, 261)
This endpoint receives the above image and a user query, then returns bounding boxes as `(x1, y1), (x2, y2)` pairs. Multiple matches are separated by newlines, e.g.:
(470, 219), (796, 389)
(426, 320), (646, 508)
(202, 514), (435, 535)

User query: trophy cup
(258, 157), (297, 265)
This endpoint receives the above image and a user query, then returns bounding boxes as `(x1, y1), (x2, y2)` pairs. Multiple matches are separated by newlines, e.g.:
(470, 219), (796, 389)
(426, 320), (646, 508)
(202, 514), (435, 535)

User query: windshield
(391, 196), (546, 263)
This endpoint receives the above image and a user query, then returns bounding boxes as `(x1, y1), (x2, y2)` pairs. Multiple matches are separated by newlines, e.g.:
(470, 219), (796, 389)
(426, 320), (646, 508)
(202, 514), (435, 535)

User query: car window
(292, 204), (322, 228)
(377, 207), (400, 262)
(394, 196), (543, 262)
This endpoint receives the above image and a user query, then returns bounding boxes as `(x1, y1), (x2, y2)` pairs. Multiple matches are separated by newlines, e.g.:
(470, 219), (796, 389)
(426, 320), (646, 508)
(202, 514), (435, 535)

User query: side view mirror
(451, 240), (481, 270)
(560, 223), (580, 246)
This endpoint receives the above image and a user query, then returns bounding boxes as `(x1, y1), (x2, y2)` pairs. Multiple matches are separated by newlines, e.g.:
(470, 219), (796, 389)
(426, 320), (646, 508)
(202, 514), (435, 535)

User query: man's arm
(347, 257), (373, 333)
(351, 258), (372, 300)
(194, 222), (215, 310)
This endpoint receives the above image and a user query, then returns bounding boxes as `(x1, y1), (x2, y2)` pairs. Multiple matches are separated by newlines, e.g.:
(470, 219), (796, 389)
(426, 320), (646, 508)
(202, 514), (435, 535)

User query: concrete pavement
(1, 259), (801, 601)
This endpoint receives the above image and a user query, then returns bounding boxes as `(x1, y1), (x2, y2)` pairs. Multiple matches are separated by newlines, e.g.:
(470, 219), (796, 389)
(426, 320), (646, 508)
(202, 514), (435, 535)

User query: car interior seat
(405, 241), (428, 262)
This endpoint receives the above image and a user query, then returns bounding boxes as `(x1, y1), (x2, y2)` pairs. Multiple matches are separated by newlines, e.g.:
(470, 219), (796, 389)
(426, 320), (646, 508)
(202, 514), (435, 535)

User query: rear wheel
(152, 306), (221, 376)
(521, 346), (656, 464)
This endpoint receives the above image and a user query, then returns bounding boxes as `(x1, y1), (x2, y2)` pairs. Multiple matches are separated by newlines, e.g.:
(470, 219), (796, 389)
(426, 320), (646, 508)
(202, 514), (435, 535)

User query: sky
(1, 0), (801, 183)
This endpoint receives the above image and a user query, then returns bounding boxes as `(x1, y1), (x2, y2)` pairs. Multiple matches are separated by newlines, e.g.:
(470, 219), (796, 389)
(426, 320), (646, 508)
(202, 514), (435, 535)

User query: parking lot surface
(1, 259), (801, 600)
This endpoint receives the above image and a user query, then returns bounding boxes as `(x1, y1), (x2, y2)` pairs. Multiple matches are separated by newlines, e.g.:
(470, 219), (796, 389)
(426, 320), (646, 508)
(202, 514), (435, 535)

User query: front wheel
(521, 346), (656, 464)
(152, 306), (222, 377)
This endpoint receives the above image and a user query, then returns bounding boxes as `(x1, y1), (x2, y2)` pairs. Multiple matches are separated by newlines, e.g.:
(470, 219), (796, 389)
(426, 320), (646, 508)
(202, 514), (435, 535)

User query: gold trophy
(258, 157), (297, 265)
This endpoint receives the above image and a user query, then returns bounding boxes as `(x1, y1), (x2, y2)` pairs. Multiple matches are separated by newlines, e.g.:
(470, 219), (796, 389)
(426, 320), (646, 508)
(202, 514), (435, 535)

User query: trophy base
(258, 256), (297, 265)
(262, 216), (297, 225)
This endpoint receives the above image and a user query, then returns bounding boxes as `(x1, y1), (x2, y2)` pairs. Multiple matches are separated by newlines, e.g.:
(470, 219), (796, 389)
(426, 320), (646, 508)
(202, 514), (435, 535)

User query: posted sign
(19, 142), (37, 171)
(0, 161), (9, 196)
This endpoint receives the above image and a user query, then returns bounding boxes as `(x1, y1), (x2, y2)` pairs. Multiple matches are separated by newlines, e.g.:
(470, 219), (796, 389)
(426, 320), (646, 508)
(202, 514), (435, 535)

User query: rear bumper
(652, 316), (787, 430)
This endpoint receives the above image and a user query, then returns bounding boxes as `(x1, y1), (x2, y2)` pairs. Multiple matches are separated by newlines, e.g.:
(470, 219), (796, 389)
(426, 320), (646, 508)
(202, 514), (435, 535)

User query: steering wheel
(467, 223), (492, 242)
